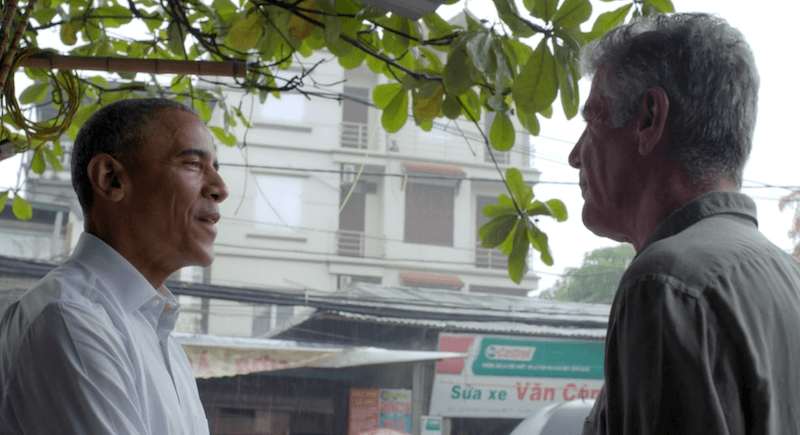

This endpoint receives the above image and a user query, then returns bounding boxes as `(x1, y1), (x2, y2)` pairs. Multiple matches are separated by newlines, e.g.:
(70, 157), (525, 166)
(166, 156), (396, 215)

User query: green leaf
(517, 107), (540, 136)
(531, 0), (558, 22)
(644, 0), (675, 12)
(96, 4), (133, 27)
(413, 84), (444, 120)
(373, 83), (403, 110)
(12, 196), (33, 220)
(43, 148), (63, 172)
(483, 203), (517, 218)
(19, 83), (49, 105)
(527, 198), (567, 222)
(229, 13), (264, 52)
(60, 22), (78, 45)
(506, 167), (533, 207)
(466, 31), (496, 75)
(552, 0), (592, 29)
(366, 51), (387, 74)
(338, 46), (367, 69)
(442, 93), (461, 120)
(512, 39), (558, 114)
(422, 13), (453, 39)
(508, 219), (530, 283)
(489, 111), (515, 151)
(31, 7), (57, 26)
(381, 90), (408, 133)
(492, 0), (535, 38)
(528, 226), (553, 265)
(443, 47), (476, 96)
(554, 45), (579, 119)
(321, 13), (342, 47)
(479, 215), (516, 248)
(586, 4), (631, 40)
(211, 0), (238, 22)
(459, 89), (480, 122)
(0, 191), (8, 214)
(545, 199), (568, 221)
(209, 126), (238, 146)
(167, 21), (186, 55)
(194, 99), (212, 121)
(420, 47), (444, 71)
(30, 149), (46, 174)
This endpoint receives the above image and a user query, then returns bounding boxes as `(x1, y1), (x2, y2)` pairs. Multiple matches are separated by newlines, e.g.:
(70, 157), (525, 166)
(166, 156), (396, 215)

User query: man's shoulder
(0, 260), (108, 348)
(623, 213), (800, 294)
(18, 260), (102, 311)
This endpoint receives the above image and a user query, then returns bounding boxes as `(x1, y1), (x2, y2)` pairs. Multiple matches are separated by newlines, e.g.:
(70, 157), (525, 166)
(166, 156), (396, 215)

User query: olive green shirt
(584, 191), (800, 435)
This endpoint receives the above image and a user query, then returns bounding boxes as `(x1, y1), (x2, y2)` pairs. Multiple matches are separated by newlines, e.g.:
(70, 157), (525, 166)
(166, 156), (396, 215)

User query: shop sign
(420, 416), (442, 435)
(429, 333), (604, 419)
(348, 388), (412, 435)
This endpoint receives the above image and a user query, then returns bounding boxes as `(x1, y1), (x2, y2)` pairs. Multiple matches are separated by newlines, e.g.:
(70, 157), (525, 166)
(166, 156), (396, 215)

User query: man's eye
(186, 161), (200, 167)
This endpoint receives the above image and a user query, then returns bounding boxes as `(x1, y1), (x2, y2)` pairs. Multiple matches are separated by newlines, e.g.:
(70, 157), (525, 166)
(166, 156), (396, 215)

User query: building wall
(210, 51), (539, 301)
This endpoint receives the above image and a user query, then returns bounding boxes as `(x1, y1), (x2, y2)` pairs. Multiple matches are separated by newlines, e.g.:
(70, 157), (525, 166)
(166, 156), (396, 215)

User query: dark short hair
(71, 98), (198, 214)
(580, 13), (759, 186)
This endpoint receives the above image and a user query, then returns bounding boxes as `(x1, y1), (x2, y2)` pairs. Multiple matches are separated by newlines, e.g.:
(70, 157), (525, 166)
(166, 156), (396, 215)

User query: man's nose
(206, 169), (229, 203)
(568, 130), (585, 169)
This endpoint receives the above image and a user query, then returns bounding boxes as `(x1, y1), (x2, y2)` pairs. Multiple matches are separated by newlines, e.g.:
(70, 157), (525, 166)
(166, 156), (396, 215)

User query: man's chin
(582, 208), (620, 241)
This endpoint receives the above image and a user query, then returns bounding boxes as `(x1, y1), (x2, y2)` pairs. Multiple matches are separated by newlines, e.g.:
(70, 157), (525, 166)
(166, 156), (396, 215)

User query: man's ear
(636, 86), (669, 156)
(86, 153), (127, 203)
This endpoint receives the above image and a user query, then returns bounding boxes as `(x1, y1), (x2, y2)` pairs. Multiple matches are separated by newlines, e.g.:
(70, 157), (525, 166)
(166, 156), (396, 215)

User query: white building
(207, 52), (542, 337)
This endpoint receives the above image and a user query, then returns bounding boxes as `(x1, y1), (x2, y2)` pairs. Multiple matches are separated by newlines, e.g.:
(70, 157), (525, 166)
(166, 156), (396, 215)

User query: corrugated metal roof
(330, 312), (607, 339)
(314, 283), (610, 337)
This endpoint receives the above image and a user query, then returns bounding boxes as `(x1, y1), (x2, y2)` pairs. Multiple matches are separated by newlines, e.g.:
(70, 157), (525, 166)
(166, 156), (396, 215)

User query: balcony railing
(475, 243), (508, 270)
(336, 230), (385, 258)
(341, 121), (369, 149)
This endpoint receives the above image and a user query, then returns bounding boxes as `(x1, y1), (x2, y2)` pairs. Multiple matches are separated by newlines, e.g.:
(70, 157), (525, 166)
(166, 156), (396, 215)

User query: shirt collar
(71, 232), (162, 313)
(638, 191), (759, 255)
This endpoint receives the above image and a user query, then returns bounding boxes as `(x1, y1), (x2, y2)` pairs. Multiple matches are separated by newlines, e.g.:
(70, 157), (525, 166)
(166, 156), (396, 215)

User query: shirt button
(153, 300), (160, 307)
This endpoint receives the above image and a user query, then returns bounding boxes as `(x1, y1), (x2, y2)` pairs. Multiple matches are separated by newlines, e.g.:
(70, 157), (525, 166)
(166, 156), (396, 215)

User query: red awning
(399, 271), (464, 289)
(401, 161), (464, 177)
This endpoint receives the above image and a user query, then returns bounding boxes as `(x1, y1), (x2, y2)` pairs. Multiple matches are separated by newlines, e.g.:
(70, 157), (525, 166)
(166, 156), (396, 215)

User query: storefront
(175, 332), (461, 435)
(428, 333), (605, 435)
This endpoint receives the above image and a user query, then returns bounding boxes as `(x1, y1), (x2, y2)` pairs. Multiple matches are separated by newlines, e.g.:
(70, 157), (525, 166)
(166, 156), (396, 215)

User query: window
(254, 175), (303, 231)
(404, 183), (455, 246)
(341, 86), (370, 149)
(260, 92), (307, 123)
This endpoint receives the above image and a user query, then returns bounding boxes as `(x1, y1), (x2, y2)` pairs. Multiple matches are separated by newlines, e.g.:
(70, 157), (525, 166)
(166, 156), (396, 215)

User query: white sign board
(429, 333), (605, 419)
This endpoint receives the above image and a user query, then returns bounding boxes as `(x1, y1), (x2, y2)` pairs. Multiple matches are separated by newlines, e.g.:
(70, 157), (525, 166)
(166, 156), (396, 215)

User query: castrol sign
(430, 333), (604, 419)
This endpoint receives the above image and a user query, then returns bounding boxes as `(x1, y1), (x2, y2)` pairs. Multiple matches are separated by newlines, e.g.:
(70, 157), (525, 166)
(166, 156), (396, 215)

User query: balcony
(340, 121), (369, 149)
(475, 243), (508, 270)
(336, 230), (385, 258)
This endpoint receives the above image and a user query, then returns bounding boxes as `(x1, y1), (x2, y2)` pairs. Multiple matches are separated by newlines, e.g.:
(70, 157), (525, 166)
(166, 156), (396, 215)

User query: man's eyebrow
(176, 149), (219, 170)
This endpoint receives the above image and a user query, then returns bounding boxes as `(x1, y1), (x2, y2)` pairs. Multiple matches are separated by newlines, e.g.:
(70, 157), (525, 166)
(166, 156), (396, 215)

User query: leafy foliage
(543, 244), (635, 303)
(0, 0), (673, 281)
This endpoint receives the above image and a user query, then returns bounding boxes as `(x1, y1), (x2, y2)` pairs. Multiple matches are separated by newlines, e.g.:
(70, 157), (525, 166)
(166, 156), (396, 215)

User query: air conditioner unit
(342, 163), (357, 183)
(338, 275), (352, 290)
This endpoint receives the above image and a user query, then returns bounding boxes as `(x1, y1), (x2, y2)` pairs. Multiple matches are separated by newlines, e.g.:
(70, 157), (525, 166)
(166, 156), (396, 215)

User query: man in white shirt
(0, 98), (228, 434)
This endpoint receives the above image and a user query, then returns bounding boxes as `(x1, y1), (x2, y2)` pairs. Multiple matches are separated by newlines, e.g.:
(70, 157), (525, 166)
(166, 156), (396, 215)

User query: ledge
(245, 232), (308, 243)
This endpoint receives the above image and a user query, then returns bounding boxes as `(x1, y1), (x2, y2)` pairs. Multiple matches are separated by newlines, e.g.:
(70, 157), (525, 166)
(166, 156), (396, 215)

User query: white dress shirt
(0, 233), (210, 434)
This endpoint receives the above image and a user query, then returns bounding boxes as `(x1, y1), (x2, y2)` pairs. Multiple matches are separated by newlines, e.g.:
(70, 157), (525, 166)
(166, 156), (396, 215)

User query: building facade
(208, 52), (541, 337)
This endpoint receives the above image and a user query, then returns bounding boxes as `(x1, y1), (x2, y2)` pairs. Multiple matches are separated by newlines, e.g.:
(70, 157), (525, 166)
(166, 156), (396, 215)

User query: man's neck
(630, 174), (739, 251)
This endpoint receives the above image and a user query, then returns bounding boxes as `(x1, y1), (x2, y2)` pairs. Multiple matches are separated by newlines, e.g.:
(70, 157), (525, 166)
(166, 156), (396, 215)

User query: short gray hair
(71, 98), (198, 214)
(580, 13), (759, 186)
